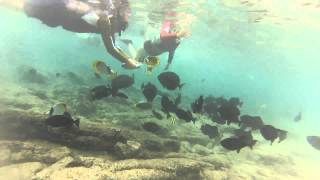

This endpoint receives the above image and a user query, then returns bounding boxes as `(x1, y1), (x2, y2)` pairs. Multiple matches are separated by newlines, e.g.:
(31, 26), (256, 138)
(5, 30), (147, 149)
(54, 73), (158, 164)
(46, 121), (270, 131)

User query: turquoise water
(1, 0), (320, 179)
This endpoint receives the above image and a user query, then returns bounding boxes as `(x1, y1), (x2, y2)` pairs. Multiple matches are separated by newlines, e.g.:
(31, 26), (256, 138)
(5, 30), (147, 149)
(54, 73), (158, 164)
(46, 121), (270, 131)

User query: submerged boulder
(0, 110), (127, 151)
(114, 140), (142, 159)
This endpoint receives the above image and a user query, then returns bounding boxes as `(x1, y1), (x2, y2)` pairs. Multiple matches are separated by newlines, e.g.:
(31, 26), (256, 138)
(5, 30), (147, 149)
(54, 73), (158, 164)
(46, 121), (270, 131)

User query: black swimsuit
(144, 37), (180, 56)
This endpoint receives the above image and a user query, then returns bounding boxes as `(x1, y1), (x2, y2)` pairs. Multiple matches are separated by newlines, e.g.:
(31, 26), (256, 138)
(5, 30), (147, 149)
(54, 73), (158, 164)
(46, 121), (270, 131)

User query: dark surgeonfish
(46, 112), (80, 128)
(174, 93), (182, 106)
(203, 96), (219, 115)
(234, 130), (255, 145)
(201, 124), (220, 139)
(110, 74), (134, 98)
(218, 102), (240, 125)
(260, 125), (278, 144)
(294, 112), (302, 122)
(142, 122), (161, 133)
(306, 136), (320, 150)
(210, 113), (226, 125)
(260, 125), (288, 145)
(161, 95), (178, 118)
(229, 97), (243, 107)
(152, 110), (163, 120)
(216, 96), (228, 106)
(141, 82), (157, 102)
(239, 115), (264, 130)
(158, 71), (185, 90)
(191, 95), (204, 114)
(278, 130), (287, 143)
(111, 74), (134, 91)
(233, 129), (251, 138)
(175, 108), (195, 123)
(218, 99), (241, 125)
(90, 85), (112, 100)
(220, 134), (257, 153)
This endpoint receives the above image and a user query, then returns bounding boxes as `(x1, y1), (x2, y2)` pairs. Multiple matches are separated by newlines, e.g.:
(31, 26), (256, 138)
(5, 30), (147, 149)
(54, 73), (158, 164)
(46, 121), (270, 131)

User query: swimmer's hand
(176, 30), (190, 38)
(164, 63), (170, 70)
(122, 59), (142, 69)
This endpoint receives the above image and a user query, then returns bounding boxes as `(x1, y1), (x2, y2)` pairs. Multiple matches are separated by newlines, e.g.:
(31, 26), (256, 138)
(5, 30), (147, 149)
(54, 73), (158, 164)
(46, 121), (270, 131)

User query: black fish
(216, 96), (228, 106)
(236, 130), (255, 146)
(152, 110), (163, 120)
(174, 93), (182, 106)
(294, 112), (302, 122)
(307, 136), (320, 150)
(111, 74), (134, 92)
(204, 96), (216, 104)
(142, 122), (161, 133)
(229, 97), (243, 107)
(45, 112), (79, 128)
(233, 129), (251, 137)
(161, 95), (177, 118)
(210, 113), (226, 125)
(278, 129), (288, 143)
(240, 115), (264, 130)
(141, 82), (157, 102)
(203, 98), (219, 115)
(90, 85), (112, 100)
(218, 99), (240, 125)
(220, 135), (257, 153)
(191, 95), (204, 114)
(201, 124), (220, 139)
(158, 71), (184, 90)
(260, 125), (287, 144)
(175, 108), (195, 123)
(260, 125), (278, 144)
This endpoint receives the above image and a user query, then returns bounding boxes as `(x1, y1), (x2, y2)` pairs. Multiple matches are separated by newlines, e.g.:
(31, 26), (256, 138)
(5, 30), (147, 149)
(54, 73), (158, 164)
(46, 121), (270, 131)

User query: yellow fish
(144, 56), (160, 74)
(170, 116), (177, 125)
(92, 60), (117, 79)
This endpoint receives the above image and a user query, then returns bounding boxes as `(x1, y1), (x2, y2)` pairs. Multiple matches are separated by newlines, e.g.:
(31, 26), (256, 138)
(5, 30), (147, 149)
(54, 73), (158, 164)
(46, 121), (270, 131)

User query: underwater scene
(0, 0), (320, 179)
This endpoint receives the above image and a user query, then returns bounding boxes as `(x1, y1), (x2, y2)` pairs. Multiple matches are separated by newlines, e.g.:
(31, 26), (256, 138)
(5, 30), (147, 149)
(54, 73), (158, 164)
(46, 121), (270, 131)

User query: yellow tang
(92, 60), (117, 79)
(144, 56), (160, 75)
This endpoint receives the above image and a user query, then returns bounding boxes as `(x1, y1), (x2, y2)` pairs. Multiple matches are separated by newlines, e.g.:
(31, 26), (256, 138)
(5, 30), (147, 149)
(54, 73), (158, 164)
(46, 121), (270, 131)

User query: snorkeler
(124, 5), (189, 71)
(1, 0), (141, 69)
(126, 20), (188, 70)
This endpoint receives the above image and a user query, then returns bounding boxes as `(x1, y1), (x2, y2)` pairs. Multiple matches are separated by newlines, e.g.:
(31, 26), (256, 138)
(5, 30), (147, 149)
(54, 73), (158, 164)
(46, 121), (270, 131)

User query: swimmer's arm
(97, 15), (131, 64)
(165, 50), (175, 70)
